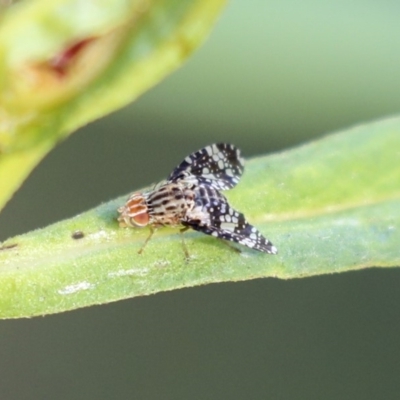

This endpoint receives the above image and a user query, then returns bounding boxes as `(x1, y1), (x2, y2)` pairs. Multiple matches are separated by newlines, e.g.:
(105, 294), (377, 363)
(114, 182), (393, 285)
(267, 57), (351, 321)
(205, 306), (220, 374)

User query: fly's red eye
(118, 194), (150, 227)
(131, 211), (149, 227)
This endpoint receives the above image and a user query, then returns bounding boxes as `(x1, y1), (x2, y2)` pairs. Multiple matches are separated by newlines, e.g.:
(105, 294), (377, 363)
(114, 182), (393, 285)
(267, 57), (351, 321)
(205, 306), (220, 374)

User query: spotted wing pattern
(182, 192), (277, 254)
(168, 143), (244, 191)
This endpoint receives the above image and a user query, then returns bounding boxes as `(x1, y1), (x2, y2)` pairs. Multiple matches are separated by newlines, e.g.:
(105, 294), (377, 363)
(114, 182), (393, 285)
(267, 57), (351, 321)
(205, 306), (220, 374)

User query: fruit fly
(118, 143), (277, 258)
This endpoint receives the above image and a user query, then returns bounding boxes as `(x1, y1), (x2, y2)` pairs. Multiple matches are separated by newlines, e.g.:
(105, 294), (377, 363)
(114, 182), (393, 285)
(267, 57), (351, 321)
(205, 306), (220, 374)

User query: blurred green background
(1, 0), (400, 398)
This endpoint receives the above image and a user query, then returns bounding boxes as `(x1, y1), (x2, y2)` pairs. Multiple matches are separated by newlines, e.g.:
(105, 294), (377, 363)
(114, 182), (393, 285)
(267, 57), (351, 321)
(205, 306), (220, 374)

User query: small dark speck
(71, 230), (85, 240)
(0, 243), (18, 251)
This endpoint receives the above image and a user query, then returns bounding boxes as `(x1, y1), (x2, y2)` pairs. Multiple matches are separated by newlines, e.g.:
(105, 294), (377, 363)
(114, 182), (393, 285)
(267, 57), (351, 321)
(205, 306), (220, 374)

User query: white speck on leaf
(58, 281), (94, 295)
(88, 230), (115, 241)
(108, 268), (149, 278)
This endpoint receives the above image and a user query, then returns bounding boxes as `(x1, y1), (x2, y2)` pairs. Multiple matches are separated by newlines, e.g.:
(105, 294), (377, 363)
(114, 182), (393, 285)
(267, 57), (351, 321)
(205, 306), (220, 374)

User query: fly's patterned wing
(168, 143), (244, 191)
(182, 195), (277, 254)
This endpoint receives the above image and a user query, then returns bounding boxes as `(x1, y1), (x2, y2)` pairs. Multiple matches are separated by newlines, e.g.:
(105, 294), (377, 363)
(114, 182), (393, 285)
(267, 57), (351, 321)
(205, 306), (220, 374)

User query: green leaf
(0, 0), (226, 209)
(1, 117), (400, 318)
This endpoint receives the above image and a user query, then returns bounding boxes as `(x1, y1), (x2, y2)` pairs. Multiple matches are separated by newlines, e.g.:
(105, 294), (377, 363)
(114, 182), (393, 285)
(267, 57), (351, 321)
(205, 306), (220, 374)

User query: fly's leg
(138, 226), (156, 254)
(180, 226), (190, 261)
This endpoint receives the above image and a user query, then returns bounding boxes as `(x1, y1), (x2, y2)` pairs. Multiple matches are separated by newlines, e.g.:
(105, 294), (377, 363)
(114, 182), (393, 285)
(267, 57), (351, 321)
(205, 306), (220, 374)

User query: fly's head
(118, 192), (150, 228)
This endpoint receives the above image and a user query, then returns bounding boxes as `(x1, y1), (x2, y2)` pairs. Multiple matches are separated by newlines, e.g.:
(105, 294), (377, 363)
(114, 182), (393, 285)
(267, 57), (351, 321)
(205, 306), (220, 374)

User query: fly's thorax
(117, 192), (150, 227)
(146, 181), (194, 226)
